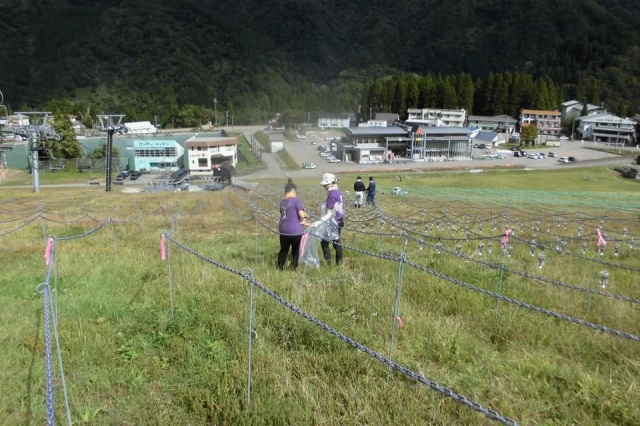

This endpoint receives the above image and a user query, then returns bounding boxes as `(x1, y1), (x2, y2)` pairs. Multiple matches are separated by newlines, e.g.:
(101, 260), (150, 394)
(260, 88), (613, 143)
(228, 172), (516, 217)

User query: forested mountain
(1, 0), (639, 126)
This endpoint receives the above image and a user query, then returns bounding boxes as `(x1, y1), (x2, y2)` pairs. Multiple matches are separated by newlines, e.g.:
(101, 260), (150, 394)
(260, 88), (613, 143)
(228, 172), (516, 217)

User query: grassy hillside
(1, 168), (639, 424)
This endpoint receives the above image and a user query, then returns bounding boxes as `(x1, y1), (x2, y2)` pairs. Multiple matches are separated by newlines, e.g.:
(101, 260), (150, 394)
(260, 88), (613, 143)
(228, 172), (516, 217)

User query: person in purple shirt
(278, 180), (309, 270)
(313, 173), (344, 265)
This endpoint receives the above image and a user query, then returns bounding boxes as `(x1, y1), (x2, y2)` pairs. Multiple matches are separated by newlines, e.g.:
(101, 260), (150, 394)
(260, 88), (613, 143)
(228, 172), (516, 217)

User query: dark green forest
(1, 0), (639, 127)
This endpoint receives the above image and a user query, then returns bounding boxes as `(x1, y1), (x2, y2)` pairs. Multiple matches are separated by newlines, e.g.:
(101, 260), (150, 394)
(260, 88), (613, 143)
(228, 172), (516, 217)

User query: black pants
(321, 218), (344, 265)
(278, 234), (303, 270)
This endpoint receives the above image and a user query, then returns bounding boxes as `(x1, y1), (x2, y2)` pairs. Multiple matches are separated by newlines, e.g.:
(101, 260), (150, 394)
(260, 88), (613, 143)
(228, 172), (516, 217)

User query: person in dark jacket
(353, 176), (365, 207)
(365, 176), (376, 205)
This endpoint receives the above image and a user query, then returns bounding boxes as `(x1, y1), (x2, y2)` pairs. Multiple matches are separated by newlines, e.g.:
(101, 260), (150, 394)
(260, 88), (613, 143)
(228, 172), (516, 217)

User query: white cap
(320, 173), (336, 185)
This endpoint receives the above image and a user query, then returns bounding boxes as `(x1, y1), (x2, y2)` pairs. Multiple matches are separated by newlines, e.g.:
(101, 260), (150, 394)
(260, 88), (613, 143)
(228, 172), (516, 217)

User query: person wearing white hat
(313, 172), (344, 265)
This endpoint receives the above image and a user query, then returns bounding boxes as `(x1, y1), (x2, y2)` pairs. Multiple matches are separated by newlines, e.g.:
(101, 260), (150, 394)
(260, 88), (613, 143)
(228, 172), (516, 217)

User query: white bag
(300, 232), (320, 268)
(316, 218), (340, 241)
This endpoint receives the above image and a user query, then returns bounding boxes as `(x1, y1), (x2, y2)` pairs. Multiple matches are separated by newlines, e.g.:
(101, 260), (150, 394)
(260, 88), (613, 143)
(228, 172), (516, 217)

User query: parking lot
(284, 129), (630, 176)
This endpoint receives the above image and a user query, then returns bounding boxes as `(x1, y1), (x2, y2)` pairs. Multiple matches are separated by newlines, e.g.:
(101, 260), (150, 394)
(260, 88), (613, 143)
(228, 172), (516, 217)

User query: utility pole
(226, 110), (229, 127)
(214, 98), (218, 126)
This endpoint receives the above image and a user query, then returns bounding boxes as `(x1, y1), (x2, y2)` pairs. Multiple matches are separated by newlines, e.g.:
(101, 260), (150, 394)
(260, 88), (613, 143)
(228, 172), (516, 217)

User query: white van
(558, 157), (569, 163)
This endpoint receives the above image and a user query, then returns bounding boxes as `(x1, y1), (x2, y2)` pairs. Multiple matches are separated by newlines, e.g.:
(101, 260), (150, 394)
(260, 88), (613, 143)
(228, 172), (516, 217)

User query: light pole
(226, 110), (229, 127)
(214, 98), (218, 126)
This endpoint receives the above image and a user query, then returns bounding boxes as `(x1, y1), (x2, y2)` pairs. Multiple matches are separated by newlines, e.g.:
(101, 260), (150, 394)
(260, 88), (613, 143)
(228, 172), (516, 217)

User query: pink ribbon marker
(597, 228), (607, 247)
(299, 233), (308, 256)
(160, 235), (166, 261)
(44, 237), (53, 265)
(502, 229), (512, 247)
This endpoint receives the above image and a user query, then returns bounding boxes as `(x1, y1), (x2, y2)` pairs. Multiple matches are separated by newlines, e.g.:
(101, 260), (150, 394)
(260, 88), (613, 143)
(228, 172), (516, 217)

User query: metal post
(105, 129), (114, 192)
(30, 132), (40, 193)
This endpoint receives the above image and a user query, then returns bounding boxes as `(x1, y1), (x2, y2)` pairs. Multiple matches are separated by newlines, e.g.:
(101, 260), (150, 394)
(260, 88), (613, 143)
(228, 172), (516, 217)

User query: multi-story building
(560, 101), (608, 123)
(406, 108), (467, 127)
(577, 114), (636, 144)
(185, 134), (238, 175)
(467, 114), (517, 132)
(519, 109), (561, 136)
(318, 113), (353, 129)
(133, 139), (184, 172)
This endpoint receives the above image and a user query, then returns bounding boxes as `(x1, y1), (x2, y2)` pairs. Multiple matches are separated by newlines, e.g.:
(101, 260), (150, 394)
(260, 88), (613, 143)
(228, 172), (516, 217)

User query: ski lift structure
(1, 110), (61, 193)
(95, 114), (127, 192)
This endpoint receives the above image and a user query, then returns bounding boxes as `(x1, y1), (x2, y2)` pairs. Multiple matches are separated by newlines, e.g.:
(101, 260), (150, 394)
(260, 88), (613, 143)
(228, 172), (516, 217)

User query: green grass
(275, 148), (301, 171)
(1, 167), (639, 425)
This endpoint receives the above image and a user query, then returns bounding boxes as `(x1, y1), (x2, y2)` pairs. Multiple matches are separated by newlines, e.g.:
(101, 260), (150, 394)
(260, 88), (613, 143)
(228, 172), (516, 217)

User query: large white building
(185, 134), (238, 175)
(406, 108), (467, 127)
(318, 113), (353, 129)
(577, 114), (636, 144)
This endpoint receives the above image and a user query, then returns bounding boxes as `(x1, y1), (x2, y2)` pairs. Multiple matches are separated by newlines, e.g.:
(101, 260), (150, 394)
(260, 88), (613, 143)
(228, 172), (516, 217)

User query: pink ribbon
(160, 235), (166, 261)
(502, 229), (512, 247)
(396, 316), (404, 328)
(44, 237), (53, 265)
(596, 228), (607, 247)
(299, 233), (308, 256)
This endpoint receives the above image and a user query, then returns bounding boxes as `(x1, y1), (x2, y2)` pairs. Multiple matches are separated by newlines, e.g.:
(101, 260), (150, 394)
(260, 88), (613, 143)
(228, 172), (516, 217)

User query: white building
(268, 133), (285, 153)
(125, 121), (158, 134)
(406, 108), (467, 127)
(560, 100), (608, 123)
(318, 113), (353, 129)
(185, 135), (238, 175)
(577, 114), (636, 144)
(358, 119), (388, 127)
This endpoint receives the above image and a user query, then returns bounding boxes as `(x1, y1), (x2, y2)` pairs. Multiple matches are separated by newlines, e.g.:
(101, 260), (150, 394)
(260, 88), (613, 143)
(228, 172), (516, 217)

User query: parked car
(537, 152), (546, 158)
(302, 162), (316, 169)
(328, 158), (342, 163)
(527, 153), (539, 159)
(296, 133), (307, 139)
(548, 152), (557, 158)
(558, 156), (570, 163)
(568, 156), (578, 162)
(514, 151), (526, 157)
(559, 135), (569, 141)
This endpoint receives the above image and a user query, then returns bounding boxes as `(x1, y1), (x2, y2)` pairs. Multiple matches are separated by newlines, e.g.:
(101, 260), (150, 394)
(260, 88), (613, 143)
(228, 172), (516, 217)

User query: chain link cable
(403, 258), (640, 341)
(163, 233), (518, 425)
(410, 236), (640, 306)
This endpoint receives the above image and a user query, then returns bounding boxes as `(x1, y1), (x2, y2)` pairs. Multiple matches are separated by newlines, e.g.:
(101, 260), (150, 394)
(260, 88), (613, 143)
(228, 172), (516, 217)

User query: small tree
(90, 141), (120, 159)
(41, 114), (82, 159)
(520, 125), (539, 146)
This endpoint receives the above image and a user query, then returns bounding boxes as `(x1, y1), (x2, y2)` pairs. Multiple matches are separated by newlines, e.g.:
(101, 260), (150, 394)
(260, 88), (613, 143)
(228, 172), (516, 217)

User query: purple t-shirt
(325, 188), (344, 221)
(279, 196), (305, 235)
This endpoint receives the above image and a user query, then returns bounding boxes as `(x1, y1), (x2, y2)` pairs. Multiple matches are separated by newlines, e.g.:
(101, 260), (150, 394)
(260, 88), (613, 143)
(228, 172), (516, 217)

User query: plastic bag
(316, 218), (340, 241)
(299, 232), (320, 268)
